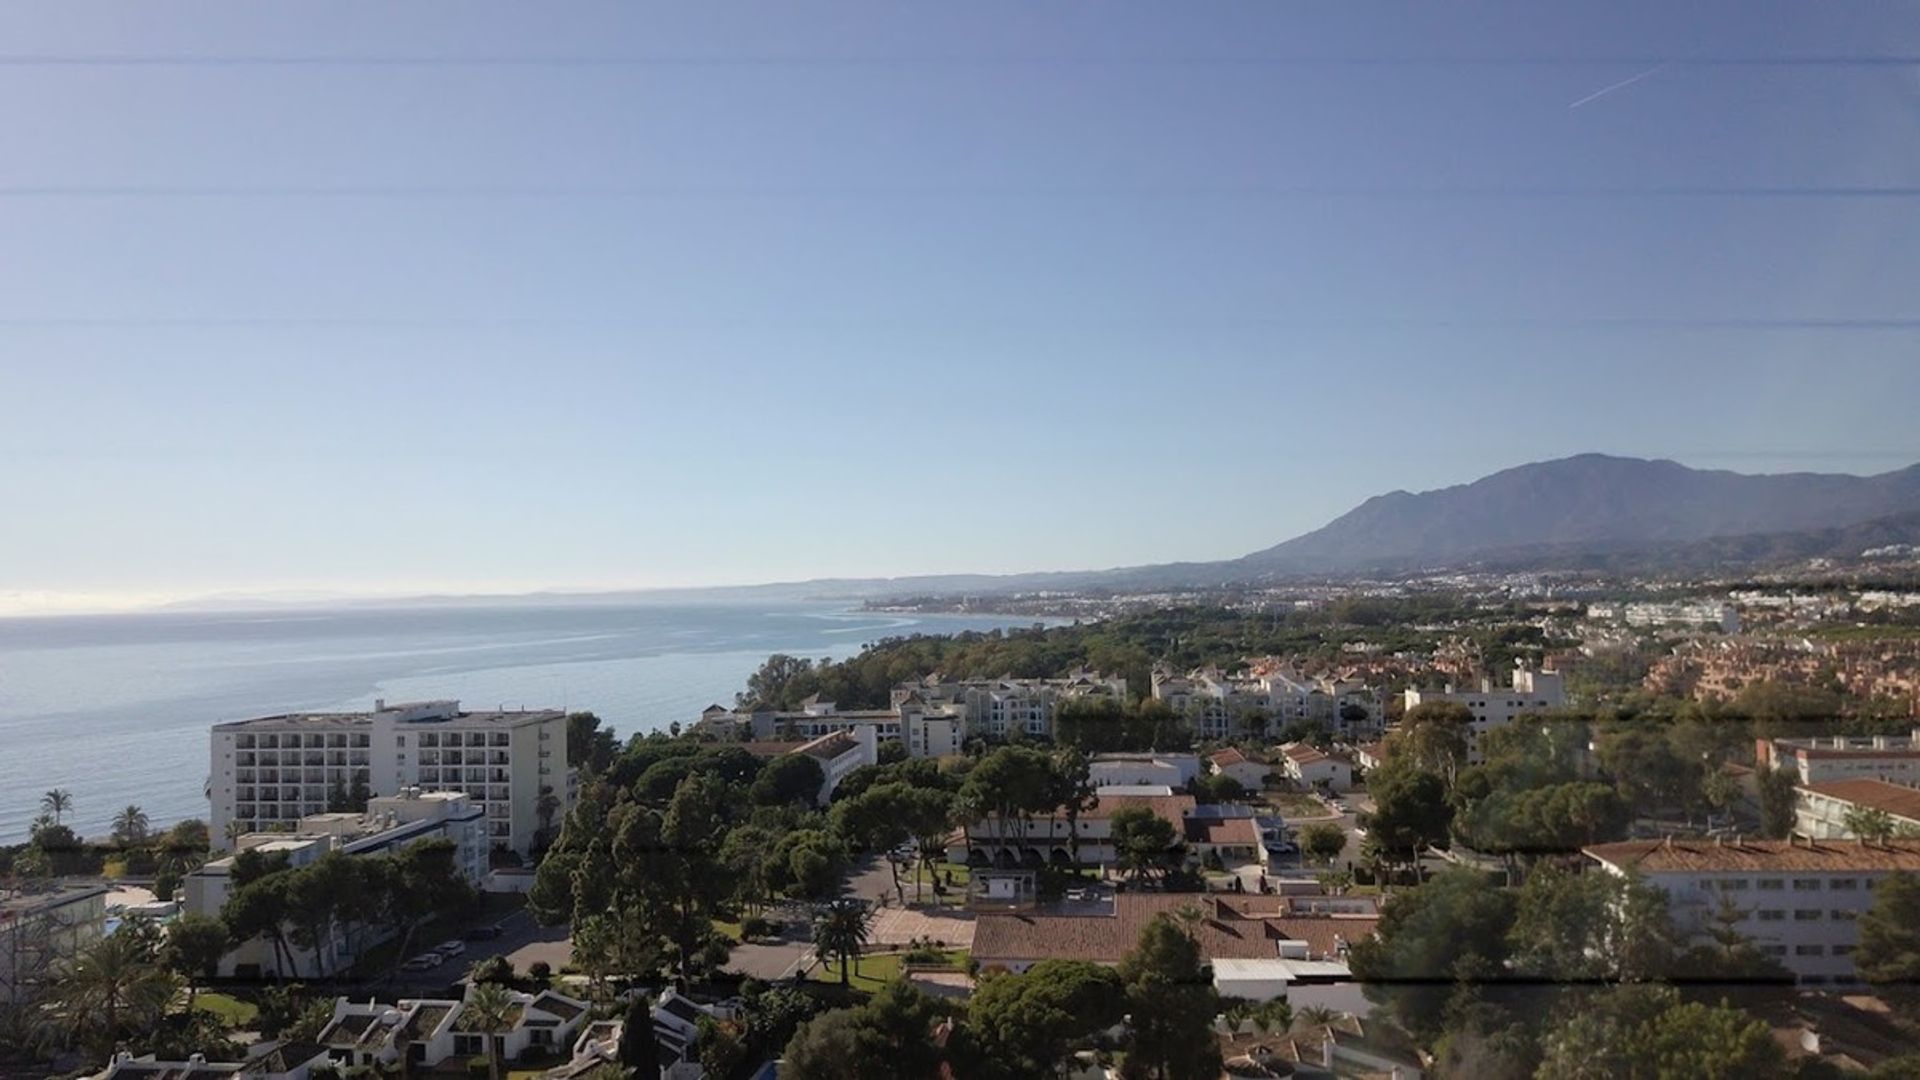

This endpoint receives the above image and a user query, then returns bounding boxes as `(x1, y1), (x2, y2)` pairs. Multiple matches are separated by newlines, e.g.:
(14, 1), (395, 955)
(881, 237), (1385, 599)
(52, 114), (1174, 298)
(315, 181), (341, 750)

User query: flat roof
(216, 707), (563, 731)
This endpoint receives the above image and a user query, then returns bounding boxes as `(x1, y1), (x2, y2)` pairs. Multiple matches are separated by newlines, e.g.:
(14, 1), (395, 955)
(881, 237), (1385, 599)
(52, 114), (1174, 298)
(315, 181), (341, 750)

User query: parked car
(402, 953), (444, 972)
(435, 940), (466, 957)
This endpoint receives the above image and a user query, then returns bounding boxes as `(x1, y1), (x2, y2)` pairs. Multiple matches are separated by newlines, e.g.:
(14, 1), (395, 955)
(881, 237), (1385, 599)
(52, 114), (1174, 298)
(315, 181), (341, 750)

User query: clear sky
(2, 2), (1917, 613)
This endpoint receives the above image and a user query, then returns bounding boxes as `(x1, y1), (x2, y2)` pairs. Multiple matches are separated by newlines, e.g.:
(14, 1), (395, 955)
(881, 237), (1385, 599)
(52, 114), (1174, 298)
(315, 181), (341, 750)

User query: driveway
(869, 905), (974, 949)
(725, 940), (814, 981)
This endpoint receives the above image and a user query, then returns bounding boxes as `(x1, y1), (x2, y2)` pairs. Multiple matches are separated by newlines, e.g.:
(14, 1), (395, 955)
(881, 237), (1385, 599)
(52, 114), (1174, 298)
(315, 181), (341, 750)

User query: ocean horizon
(0, 599), (1054, 842)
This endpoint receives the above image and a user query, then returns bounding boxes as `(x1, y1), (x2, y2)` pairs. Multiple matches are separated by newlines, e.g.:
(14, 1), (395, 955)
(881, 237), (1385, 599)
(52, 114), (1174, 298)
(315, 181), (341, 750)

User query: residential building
(653, 987), (740, 1078)
(1089, 752), (1201, 789)
(542, 1018), (625, 1079)
(697, 672), (1126, 750)
(1153, 662), (1383, 741)
(89, 1043), (331, 1080)
(209, 699), (570, 856)
(184, 791), (489, 977)
(1794, 779), (1920, 839)
(1588, 600), (1740, 633)
(1184, 805), (1266, 866)
(1277, 744), (1353, 792)
(896, 670), (1129, 740)
(1584, 837), (1920, 984)
(1216, 1018), (1424, 1079)
(1207, 748), (1271, 792)
(317, 986), (589, 1072)
(1759, 731), (1920, 785)
(951, 789), (1198, 869)
(0, 883), (109, 1004)
(972, 893), (1378, 996)
(1403, 665), (1565, 762)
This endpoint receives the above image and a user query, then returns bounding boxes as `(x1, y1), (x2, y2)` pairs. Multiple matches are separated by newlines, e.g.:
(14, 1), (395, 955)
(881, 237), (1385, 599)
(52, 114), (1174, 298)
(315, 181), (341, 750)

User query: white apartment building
(1208, 748), (1272, 792)
(185, 791), (490, 977)
(1794, 779), (1920, 840)
(1154, 663), (1381, 741)
(1586, 837), (1920, 985)
(318, 986), (589, 1072)
(0, 883), (109, 1004)
(91, 1043), (333, 1080)
(209, 699), (569, 856)
(1403, 666), (1566, 762)
(1759, 731), (1920, 785)
(1279, 743), (1353, 792)
(949, 789), (1199, 869)
(895, 670), (1129, 740)
(1588, 600), (1740, 633)
(700, 694), (964, 758)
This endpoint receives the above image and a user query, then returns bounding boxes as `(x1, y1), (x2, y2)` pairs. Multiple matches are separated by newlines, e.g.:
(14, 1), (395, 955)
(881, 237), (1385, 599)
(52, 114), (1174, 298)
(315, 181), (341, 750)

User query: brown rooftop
(1586, 837), (1920, 873)
(973, 893), (1377, 966)
(1800, 779), (1920, 822)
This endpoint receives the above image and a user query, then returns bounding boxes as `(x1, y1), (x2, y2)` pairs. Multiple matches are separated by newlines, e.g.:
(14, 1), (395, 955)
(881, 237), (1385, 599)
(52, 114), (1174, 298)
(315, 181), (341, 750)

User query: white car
(402, 952), (444, 972)
(435, 940), (466, 957)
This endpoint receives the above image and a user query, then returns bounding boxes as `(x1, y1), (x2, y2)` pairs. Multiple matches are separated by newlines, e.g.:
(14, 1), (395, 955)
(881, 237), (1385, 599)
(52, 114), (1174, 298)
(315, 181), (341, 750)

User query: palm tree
(1292, 1004), (1339, 1032)
(41, 789), (73, 826)
(223, 819), (246, 851)
(47, 932), (181, 1060)
(111, 805), (150, 847)
(462, 981), (519, 1080)
(810, 899), (873, 986)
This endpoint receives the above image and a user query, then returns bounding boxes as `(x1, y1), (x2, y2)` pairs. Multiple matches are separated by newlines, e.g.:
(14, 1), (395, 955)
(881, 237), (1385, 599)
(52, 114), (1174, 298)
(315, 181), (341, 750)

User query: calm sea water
(0, 600), (1050, 842)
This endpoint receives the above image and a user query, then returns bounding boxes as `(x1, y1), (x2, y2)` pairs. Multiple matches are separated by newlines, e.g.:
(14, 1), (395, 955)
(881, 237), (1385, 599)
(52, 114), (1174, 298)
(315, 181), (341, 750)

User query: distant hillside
(1235, 454), (1920, 575)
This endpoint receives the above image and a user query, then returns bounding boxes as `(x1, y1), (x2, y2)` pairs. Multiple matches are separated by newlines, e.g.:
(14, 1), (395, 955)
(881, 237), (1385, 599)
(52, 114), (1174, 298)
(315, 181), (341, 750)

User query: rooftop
(973, 893), (1376, 965)
(1800, 779), (1920, 822)
(1586, 837), (1920, 874)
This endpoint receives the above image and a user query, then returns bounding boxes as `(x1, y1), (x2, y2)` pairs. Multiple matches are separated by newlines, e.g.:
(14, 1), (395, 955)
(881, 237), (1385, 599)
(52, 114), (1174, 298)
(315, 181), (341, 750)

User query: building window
(1722, 879), (1751, 891)
(1833, 944), (1855, 956)
(1793, 910), (1822, 921)
(1831, 878), (1859, 890)
(1758, 879), (1784, 891)
(1791, 878), (1821, 891)
(1795, 945), (1823, 956)
(1831, 909), (1858, 921)
(1756, 910), (1784, 922)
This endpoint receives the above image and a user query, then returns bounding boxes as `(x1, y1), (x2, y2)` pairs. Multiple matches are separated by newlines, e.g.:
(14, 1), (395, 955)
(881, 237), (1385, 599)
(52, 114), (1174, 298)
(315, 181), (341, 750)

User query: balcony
(490, 734), (509, 747)
(236, 752), (256, 767)
(236, 770), (257, 784)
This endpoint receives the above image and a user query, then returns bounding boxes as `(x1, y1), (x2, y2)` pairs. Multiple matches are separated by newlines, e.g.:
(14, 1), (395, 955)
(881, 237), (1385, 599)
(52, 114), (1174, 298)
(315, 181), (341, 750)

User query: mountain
(1236, 454), (1920, 575)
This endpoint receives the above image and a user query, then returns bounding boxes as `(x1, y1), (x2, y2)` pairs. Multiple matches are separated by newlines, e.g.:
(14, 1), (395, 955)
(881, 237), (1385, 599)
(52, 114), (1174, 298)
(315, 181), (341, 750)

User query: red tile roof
(1585, 837), (1920, 873)
(1799, 779), (1920, 822)
(1184, 817), (1261, 847)
(973, 893), (1377, 966)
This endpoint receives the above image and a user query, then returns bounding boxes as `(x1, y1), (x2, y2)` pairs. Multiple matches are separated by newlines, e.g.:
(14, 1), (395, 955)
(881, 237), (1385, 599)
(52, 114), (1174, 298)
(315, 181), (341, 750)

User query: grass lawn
(711, 917), (743, 943)
(808, 949), (968, 993)
(193, 992), (259, 1027)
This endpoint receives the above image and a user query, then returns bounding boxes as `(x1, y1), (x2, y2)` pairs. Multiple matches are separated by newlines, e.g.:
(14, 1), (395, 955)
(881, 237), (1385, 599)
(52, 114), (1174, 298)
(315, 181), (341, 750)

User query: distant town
(7, 562), (1920, 1079)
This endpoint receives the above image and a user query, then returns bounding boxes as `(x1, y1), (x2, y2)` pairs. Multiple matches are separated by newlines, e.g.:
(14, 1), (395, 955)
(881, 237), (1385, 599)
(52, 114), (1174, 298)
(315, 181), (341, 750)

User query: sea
(0, 600), (1054, 843)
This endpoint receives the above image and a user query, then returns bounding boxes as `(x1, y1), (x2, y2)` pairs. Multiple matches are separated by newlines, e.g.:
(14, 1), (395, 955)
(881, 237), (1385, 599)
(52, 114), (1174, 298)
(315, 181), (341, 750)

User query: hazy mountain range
(153, 454), (1920, 613)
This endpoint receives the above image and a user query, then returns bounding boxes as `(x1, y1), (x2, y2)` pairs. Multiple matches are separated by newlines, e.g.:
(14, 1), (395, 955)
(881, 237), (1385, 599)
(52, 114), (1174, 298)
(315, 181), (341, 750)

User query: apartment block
(1403, 665), (1565, 762)
(1795, 778), (1920, 839)
(1153, 662), (1382, 741)
(209, 699), (569, 857)
(1585, 837), (1920, 985)
(1759, 731), (1920, 785)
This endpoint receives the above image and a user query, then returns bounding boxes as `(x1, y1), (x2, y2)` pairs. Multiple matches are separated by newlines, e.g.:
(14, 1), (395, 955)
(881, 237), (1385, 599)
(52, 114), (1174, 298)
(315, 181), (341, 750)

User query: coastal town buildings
(1089, 752), (1202, 789)
(1152, 663), (1382, 741)
(1207, 748), (1271, 791)
(1584, 837), (1920, 984)
(89, 1043), (333, 1080)
(1277, 743), (1353, 792)
(695, 672), (1127, 751)
(739, 726), (879, 805)
(208, 699), (570, 857)
(1587, 600), (1740, 632)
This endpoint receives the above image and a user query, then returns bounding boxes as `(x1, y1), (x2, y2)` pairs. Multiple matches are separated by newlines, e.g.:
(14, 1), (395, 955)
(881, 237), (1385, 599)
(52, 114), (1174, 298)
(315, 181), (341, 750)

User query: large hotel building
(209, 699), (569, 857)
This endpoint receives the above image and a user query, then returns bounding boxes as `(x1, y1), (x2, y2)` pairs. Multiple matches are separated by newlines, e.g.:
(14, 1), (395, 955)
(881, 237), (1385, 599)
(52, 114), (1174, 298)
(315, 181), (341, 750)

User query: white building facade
(210, 699), (569, 856)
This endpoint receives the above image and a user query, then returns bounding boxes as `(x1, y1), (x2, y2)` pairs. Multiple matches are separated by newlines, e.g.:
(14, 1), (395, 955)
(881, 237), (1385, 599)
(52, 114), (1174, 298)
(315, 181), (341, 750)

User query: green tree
(966, 960), (1125, 1079)
(463, 981), (519, 1080)
(1298, 822), (1346, 866)
(111, 804), (151, 846)
(1108, 805), (1180, 885)
(1363, 764), (1452, 878)
(782, 981), (949, 1080)
(1858, 872), (1920, 1014)
(160, 912), (230, 1007)
(1117, 914), (1222, 1080)
(45, 931), (181, 1063)
(1534, 984), (1787, 1079)
(1756, 766), (1797, 839)
(750, 754), (828, 807)
(1347, 869), (1516, 1041)
(618, 993), (661, 1074)
(1845, 805), (1899, 844)
(811, 899), (873, 986)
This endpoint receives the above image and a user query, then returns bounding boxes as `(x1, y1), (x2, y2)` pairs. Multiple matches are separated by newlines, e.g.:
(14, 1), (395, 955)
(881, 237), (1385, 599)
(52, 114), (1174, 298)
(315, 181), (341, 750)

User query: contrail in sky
(1568, 61), (1672, 109)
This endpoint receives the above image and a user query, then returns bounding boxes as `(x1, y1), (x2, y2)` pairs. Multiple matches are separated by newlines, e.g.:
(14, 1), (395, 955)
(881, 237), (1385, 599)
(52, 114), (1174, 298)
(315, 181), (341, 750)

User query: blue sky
(1, 2), (1917, 611)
